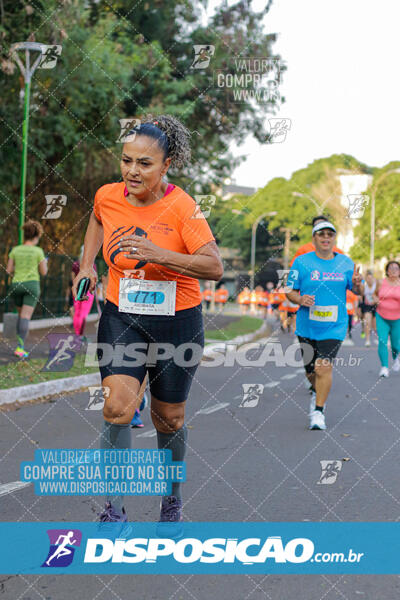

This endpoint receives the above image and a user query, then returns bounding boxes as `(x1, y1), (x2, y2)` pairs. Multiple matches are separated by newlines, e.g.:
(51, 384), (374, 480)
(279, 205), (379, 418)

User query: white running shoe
(309, 391), (316, 415)
(309, 409), (326, 430)
(365, 339), (371, 347)
(379, 367), (389, 378)
(392, 357), (400, 372)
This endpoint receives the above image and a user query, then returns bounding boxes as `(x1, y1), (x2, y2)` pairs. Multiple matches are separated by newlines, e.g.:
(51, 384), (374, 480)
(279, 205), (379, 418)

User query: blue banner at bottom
(0, 522), (399, 574)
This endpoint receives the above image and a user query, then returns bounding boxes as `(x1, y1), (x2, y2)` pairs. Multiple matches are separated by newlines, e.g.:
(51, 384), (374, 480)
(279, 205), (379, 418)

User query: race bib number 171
(119, 279), (176, 316)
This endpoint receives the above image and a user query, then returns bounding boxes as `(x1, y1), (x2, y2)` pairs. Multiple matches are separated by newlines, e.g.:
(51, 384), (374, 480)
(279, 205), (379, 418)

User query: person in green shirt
(6, 220), (48, 358)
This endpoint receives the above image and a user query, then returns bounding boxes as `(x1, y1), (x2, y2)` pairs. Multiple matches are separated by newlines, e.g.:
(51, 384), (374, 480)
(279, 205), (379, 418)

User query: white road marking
(264, 381), (280, 388)
(195, 402), (230, 415)
(136, 430), (157, 438)
(0, 481), (31, 497)
(258, 337), (279, 344)
(280, 373), (297, 380)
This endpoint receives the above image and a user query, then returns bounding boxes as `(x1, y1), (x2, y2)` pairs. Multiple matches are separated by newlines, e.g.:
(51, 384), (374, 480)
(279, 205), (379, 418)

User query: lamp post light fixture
(10, 42), (44, 244)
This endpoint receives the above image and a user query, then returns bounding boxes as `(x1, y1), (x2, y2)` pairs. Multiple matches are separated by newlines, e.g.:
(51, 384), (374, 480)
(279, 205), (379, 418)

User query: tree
(0, 0), (283, 263)
(206, 154), (371, 272)
(351, 163), (400, 263)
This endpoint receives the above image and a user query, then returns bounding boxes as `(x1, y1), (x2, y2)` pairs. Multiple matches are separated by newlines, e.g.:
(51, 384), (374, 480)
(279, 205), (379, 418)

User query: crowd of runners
(5, 113), (400, 532)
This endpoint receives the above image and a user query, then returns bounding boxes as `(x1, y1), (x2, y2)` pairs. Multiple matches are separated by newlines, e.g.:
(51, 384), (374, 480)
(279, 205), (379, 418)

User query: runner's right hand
(299, 294), (315, 307)
(72, 267), (97, 300)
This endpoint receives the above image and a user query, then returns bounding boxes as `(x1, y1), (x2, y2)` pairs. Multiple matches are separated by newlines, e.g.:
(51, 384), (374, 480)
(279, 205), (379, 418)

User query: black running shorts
(97, 301), (204, 403)
(363, 304), (376, 315)
(297, 335), (342, 374)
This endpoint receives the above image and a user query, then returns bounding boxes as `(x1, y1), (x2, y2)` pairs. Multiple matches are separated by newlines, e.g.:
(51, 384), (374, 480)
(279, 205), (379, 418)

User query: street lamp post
(370, 168), (400, 270)
(279, 227), (291, 269)
(10, 42), (43, 244)
(250, 211), (277, 290)
(292, 191), (322, 213)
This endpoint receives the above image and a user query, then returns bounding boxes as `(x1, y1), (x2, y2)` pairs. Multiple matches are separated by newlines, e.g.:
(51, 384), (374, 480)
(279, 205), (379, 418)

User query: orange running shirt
(215, 288), (229, 303)
(346, 290), (358, 315)
(260, 291), (269, 306)
(272, 291), (285, 305)
(93, 182), (215, 311)
(250, 290), (257, 304)
(289, 242), (344, 267)
(238, 290), (251, 305)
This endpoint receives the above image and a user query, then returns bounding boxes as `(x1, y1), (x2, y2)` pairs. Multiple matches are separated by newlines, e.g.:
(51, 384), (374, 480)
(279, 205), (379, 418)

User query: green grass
(0, 352), (98, 390)
(0, 316), (263, 389)
(205, 316), (263, 341)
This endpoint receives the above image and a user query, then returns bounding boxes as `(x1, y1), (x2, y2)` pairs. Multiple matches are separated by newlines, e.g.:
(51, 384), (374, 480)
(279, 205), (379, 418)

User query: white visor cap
(312, 221), (336, 236)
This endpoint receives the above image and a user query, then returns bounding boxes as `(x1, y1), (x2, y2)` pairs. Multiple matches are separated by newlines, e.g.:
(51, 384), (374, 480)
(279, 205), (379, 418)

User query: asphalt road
(1, 317), (400, 599)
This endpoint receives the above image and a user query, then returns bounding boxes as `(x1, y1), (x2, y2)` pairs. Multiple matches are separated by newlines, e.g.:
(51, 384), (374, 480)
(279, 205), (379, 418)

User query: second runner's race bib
(119, 279), (176, 316)
(309, 305), (338, 322)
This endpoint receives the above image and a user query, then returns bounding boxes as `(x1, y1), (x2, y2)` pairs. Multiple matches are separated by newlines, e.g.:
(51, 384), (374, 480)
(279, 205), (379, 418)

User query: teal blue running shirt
(287, 251), (354, 341)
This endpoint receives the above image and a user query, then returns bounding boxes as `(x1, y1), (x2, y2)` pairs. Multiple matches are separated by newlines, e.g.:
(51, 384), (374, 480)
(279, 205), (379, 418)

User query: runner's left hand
(119, 234), (167, 264)
(352, 266), (362, 287)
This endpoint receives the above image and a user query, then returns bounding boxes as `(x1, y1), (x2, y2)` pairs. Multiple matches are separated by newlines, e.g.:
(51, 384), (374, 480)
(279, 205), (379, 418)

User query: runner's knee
(314, 360), (333, 375)
(103, 388), (137, 421)
(151, 408), (184, 433)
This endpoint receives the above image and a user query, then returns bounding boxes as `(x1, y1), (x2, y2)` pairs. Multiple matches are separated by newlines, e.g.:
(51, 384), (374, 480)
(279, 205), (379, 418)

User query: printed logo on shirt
(123, 269), (145, 280)
(310, 270), (320, 280)
(106, 225), (148, 269)
(149, 222), (174, 235)
(322, 272), (345, 281)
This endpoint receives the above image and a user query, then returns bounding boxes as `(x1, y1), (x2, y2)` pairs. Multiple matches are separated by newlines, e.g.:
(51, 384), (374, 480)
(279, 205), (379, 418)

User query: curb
(0, 372), (101, 406)
(0, 313), (99, 335)
(0, 320), (269, 407)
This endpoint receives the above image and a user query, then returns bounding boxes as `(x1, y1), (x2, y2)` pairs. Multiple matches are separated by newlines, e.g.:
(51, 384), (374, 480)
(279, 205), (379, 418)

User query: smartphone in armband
(76, 277), (90, 301)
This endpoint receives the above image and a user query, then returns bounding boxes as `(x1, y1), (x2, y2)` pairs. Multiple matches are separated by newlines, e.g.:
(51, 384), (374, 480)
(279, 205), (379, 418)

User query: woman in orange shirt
(202, 282), (213, 311)
(215, 283), (229, 310)
(73, 115), (223, 529)
(346, 289), (358, 340)
(237, 287), (251, 314)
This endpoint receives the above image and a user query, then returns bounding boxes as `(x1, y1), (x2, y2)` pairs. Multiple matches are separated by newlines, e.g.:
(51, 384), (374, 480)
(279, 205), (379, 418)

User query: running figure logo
(191, 45), (215, 69)
(123, 269), (145, 280)
(38, 45), (62, 69)
(278, 269), (298, 292)
(317, 460), (342, 485)
(41, 195), (67, 219)
(86, 386), (110, 410)
(266, 118), (291, 143)
(42, 529), (82, 567)
(117, 118), (141, 143)
(239, 384), (264, 408)
(42, 334), (82, 372)
(346, 195), (369, 219)
(191, 195), (216, 219)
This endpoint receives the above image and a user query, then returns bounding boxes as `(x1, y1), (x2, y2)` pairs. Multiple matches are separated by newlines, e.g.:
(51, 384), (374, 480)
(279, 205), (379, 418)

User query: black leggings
(97, 301), (204, 403)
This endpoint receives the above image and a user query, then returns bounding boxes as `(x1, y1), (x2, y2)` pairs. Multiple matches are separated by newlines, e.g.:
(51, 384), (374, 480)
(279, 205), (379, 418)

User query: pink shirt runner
(377, 278), (400, 320)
